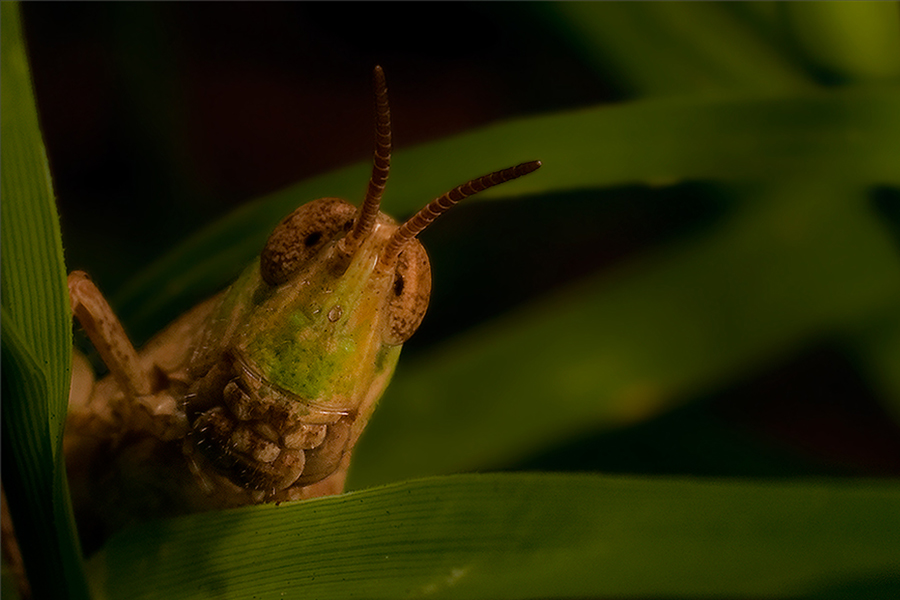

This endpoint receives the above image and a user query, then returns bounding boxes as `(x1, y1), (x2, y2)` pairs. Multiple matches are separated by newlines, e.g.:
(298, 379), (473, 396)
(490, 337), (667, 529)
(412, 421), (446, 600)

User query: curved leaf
(351, 181), (900, 487)
(0, 3), (88, 598)
(112, 87), (900, 339)
(87, 474), (900, 600)
(539, 2), (816, 96)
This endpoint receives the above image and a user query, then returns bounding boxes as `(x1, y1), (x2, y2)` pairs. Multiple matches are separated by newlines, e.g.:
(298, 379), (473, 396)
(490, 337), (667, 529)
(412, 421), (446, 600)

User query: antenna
(341, 66), (391, 255)
(380, 160), (542, 267)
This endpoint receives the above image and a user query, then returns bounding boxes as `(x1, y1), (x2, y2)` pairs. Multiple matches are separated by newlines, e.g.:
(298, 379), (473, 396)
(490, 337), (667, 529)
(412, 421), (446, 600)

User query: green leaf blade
(112, 87), (900, 338)
(1, 3), (88, 598)
(540, 2), (816, 97)
(1, 1), (71, 422)
(786, 2), (900, 84)
(88, 474), (900, 600)
(352, 182), (900, 486)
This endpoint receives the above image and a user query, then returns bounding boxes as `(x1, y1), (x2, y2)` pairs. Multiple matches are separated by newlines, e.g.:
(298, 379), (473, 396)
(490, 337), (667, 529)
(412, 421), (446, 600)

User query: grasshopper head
(245, 66), (539, 402)
(185, 67), (539, 497)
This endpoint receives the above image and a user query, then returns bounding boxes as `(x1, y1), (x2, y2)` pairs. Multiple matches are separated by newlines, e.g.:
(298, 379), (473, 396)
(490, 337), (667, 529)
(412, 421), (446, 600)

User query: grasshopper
(64, 66), (540, 546)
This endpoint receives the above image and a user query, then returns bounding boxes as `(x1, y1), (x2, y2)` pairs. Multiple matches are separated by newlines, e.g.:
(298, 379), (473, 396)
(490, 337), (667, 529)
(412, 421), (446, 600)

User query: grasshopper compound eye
(382, 239), (431, 345)
(260, 198), (357, 286)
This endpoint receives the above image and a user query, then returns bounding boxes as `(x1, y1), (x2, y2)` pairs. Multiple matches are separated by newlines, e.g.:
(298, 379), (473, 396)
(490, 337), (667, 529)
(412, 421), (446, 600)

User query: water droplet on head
(327, 305), (343, 322)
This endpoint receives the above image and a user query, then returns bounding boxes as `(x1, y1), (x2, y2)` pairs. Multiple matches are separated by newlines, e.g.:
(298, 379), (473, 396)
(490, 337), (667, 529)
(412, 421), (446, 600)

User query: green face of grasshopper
(202, 197), (428, 413)
(178, 67), (540, 500)
(182, 194), (431, 496)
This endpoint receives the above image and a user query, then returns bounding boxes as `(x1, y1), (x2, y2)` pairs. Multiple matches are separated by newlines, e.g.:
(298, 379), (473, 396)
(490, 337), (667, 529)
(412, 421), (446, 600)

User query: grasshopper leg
(67, 270), (152, 398)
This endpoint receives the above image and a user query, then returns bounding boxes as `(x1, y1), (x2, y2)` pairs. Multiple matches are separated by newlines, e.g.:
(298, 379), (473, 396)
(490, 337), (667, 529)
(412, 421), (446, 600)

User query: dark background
(22, 3), (609, 285)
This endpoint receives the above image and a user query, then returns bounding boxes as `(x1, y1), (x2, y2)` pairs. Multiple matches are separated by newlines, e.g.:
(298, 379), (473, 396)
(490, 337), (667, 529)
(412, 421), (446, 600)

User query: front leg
(66, 272), (203, 549)
(66, 271), (190, 444)
(68, 270), (152, 398)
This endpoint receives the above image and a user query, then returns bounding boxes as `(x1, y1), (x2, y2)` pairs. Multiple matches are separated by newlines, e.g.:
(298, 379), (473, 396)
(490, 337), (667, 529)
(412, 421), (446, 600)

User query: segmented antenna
(380, 160), (542, 267)
(342, 66), (391, 254)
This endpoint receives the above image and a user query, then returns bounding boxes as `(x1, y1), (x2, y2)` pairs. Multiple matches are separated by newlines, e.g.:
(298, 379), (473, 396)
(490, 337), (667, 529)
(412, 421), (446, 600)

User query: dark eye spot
(304, 231), (323, 247)
(343, 219), (354, 232)
(393, 274), (405, 296)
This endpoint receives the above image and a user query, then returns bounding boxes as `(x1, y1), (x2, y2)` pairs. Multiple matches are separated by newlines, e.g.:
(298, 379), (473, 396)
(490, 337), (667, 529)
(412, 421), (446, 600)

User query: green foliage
(90, 475), (900, 600)
(4, 2), (900, 598)
(1, 3), (89, 599)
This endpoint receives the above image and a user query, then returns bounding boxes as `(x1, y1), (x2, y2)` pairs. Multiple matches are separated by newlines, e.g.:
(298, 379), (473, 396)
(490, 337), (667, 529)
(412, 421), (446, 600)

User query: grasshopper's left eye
(375, 161), (542, 344)
(383, 239), (431, 345)
(260, 197), (356, 286)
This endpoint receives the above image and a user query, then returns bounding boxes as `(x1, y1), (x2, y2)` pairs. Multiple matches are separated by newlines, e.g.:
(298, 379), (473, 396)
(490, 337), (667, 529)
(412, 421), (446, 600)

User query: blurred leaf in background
(6, 2), (900, 598)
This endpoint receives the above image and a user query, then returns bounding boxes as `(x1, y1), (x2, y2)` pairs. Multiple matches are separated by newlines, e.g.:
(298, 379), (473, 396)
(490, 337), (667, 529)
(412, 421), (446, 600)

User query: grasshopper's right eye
(260, 197), (356, 286)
